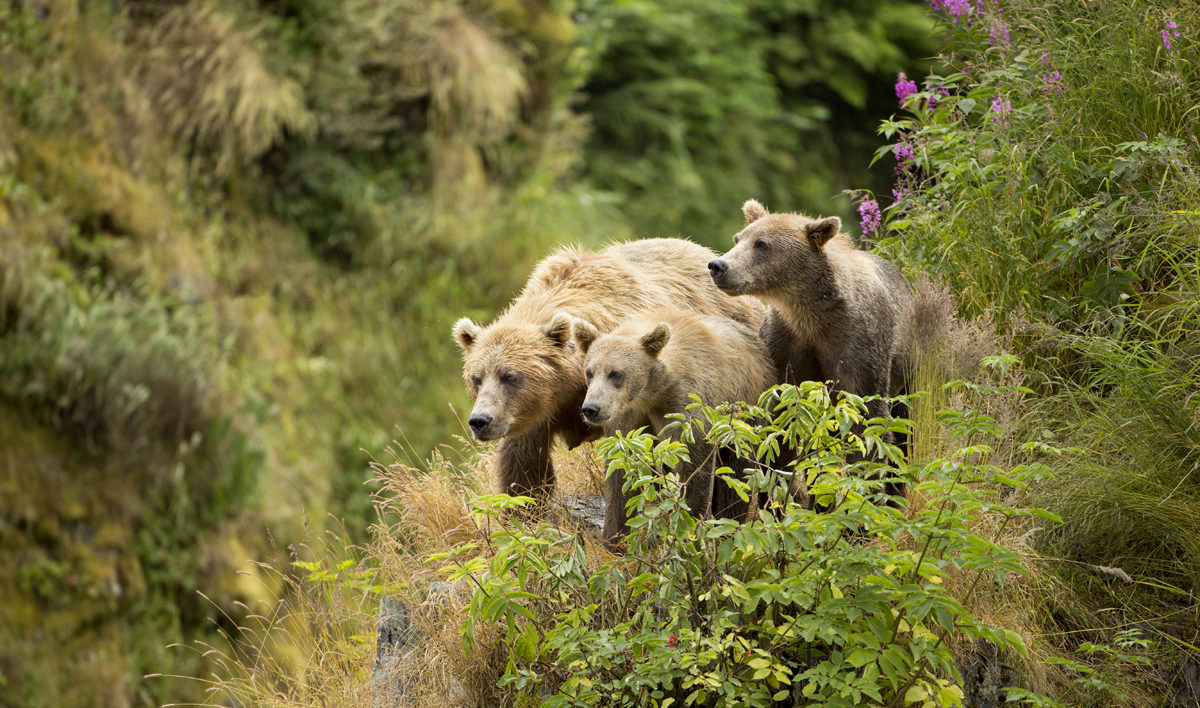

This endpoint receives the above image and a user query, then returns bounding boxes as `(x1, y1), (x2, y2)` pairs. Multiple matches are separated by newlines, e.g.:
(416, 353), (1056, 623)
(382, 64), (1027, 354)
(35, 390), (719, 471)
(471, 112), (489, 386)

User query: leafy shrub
(434, 380), (1059, 705)
(857, 4), (1200, 701)
(0, 265), (217, 455)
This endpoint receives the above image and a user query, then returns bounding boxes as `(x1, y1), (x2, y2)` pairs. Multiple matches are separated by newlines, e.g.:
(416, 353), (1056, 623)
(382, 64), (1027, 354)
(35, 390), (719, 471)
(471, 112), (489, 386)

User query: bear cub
(709, 199), (916, 495)
(572, 309), (776, 543)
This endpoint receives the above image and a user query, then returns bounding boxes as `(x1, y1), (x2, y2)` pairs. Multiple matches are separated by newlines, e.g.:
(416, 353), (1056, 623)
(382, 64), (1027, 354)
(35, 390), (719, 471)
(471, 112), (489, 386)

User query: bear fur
(452, 238), (765, 505)
(708, 199), (915, 477)
(573, 309), (776, 542)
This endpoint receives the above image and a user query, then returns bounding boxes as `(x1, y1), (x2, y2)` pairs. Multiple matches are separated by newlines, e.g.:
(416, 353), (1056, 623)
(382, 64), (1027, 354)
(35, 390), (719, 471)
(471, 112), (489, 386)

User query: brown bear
(572, 309), (777, 542)
(452, 238), (764, 506)
(708, 199), (915, 490)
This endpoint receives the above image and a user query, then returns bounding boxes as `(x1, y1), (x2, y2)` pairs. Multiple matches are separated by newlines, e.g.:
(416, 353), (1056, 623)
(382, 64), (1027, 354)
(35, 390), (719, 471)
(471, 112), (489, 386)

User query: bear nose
(468, 413), (493, 436)
(708, 259), (729, 279)
(581, 403), (601, 422)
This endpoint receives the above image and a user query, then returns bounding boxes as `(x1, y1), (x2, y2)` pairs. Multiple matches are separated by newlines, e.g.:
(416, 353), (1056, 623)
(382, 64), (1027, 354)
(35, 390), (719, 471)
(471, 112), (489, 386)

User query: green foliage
(860, 4), (1200, 702)
(577, 0), (935, 242)
(438, 381), (1057, 705)
(873, 1), (1200, 330)
(0, 251), (217, 459)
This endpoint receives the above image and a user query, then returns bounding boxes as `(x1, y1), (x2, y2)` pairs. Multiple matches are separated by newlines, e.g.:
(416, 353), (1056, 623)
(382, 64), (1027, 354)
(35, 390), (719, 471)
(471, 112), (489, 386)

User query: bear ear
(640, 322), (671, 357)
(545, 312), (574, 348)
(453, 318), (481, 351)
(806, 216), (841, 247)
(742, 199), (769, 225)
(573, 319), (600, 355)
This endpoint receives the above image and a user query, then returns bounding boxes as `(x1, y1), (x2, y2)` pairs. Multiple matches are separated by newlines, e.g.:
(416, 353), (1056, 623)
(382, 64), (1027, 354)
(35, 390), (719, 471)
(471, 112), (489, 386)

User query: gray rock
(561, 493), (605, 536)
(372, 583), (465, 707)
(372, 595), (418, 708)
(958, 640), (1015, 708)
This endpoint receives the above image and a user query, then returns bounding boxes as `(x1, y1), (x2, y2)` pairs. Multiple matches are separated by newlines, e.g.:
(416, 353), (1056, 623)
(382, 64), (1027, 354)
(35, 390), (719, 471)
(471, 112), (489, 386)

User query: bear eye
(754, 239), (769, 251)
(499, 372), (519, 385)
(608, 370), (624, 388)
(585, 369), (593, 383)
(469, 374), (482, 387)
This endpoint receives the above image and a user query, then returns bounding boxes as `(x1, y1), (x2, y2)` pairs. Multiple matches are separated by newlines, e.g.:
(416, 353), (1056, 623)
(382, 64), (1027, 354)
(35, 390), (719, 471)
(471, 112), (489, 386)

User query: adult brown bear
(453, 238), (764, 505)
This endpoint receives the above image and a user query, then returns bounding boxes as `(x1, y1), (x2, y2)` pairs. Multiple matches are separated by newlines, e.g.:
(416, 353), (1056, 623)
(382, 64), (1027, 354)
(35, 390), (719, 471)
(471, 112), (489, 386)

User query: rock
(372, 583), (462, 707)
(958, 640), (1015, 708)
(560, 494), (605, 537)
(372, 595), (417, 708)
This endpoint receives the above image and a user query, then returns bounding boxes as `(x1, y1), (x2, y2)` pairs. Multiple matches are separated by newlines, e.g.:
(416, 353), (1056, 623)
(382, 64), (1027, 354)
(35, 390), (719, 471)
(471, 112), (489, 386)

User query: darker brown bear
(453, 238), (764, 506)
(708, 200), (915, 473)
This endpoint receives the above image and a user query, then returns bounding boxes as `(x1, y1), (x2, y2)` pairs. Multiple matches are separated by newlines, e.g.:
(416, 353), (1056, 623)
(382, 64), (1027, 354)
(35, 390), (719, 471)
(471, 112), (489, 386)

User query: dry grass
(190, 314), (1119, 706)
(909, 275), (1016, 463)
(425, 8), (527, 145)
(140, 1), (316, 176)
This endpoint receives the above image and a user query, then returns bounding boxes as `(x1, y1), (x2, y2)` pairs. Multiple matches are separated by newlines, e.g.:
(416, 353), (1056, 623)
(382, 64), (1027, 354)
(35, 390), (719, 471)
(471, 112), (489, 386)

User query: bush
(434, 380), (1061, 705)
(856, 4), (1200, 702)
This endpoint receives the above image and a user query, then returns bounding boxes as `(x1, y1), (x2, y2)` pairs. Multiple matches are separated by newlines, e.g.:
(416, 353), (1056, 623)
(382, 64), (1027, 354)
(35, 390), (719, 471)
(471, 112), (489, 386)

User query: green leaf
(513, 623), (537, 663)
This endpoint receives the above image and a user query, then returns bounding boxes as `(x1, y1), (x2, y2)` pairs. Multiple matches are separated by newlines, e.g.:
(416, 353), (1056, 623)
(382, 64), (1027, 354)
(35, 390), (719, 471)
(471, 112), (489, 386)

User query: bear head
(574, 319), (670, 426)
(452, 312), (579, 441)
(708, 198), (842, 302)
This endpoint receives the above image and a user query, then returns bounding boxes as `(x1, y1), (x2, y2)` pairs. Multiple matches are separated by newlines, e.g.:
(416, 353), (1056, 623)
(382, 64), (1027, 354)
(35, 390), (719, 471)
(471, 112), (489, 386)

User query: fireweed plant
(857, 1), (1200, 704)
(871, 1), (1200, 329)
(433, 378), (1065, 707)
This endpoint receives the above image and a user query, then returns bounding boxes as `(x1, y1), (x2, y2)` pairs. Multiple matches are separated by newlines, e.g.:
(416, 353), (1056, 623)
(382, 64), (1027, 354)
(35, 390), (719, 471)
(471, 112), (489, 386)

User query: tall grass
(871, 1), (1200, 699)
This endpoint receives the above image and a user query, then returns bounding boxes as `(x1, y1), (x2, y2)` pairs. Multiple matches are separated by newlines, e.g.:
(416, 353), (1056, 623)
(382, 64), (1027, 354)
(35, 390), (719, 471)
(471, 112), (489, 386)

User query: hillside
(0, 1), (934, 704)
(6, 0), (1197, 705)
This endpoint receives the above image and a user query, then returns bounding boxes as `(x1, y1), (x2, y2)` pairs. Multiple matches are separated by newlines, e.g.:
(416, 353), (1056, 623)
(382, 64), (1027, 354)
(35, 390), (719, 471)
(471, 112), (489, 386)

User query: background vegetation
(0, 0), (934, 705)
(4, 0), (1198, 705)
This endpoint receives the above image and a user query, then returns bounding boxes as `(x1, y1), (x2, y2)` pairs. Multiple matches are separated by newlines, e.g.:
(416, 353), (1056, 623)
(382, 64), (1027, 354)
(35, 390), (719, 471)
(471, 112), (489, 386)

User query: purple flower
(945, 0), (971, 23)
(895, 73), (919, 105)
(990, 95), (1012, 126)
(923, 78), (951, 108)
(988, 23), (1011, 45)
(891, 187), (910, 207)
(1162, 20), (1181, 51)
(859, 199), (882, 234)
(1042, 70), (1065, 96)
(893, 142), (916, 166)
(1039, 51), (1054, 65)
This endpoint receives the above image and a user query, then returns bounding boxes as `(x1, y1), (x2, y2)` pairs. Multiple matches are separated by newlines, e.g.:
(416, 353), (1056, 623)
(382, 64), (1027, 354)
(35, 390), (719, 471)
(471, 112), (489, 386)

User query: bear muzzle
(708, 257), (752, 294)
(468, 412), (498, 440)
(708, 258), (729, 281)
(580, 402), (604, 424)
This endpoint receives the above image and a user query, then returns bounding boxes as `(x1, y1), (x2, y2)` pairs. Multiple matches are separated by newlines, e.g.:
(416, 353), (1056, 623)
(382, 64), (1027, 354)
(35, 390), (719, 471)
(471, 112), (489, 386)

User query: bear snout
(580, 402), (602, 423)
(468, 412), (495, 439)
(708, 258), (729, 281)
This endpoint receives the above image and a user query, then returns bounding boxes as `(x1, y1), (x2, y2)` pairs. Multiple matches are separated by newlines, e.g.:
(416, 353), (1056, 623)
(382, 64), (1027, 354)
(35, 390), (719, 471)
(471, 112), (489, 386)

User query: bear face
(708, 199), (842, 303)
(574, 319), (670, 426)
(453, 313), (577, 441)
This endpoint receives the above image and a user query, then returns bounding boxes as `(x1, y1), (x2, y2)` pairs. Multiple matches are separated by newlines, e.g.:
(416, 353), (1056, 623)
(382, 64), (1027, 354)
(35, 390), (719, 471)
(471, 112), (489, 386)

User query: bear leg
(679, 442), (718, 522)
(712, 447), (754, 522)
(602, 465), (629, 546)
(495, 425), (556, 501)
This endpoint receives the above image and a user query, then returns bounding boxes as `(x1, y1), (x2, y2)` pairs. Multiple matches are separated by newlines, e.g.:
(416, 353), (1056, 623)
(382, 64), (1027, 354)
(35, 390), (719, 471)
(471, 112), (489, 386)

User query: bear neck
(769, 266), (844, 341)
